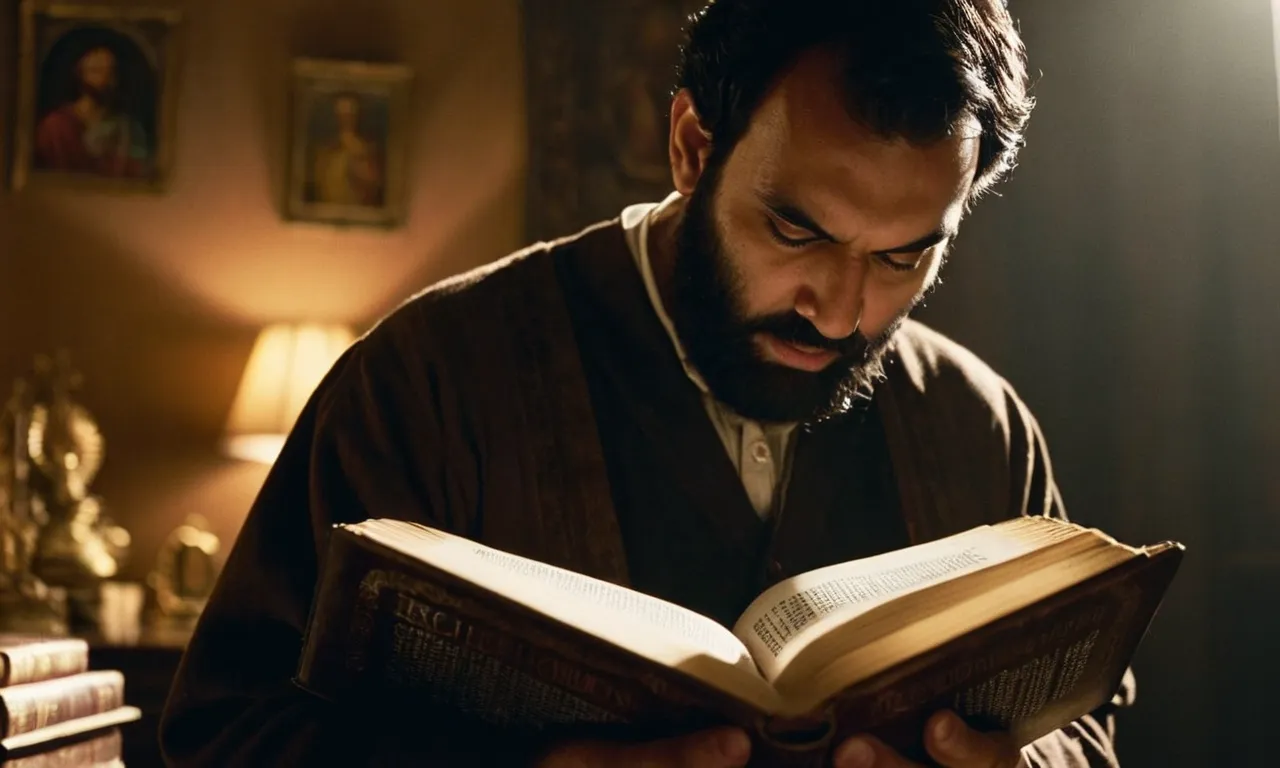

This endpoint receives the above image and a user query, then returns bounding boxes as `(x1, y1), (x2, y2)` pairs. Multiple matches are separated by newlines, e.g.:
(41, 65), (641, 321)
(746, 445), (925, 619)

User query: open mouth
(758, 333), (840, 373)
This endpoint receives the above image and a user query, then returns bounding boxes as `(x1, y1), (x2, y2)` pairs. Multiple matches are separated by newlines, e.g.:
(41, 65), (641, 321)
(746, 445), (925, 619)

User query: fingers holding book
(534, 726), (753, 767)
(833, 710), (1027, 768)
(528, 712), (1024, 768)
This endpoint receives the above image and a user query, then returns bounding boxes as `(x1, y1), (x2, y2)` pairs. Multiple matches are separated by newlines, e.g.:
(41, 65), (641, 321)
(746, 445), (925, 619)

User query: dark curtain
(917, 1), (1280, 766)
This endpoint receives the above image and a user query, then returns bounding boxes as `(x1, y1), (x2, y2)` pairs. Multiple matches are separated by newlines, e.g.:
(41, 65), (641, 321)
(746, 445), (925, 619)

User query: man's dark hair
(677, 0), (1033, 200)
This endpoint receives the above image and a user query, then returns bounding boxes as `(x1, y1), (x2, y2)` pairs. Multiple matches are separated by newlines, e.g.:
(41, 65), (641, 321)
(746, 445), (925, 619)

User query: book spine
(0, 728), (122, 768)
(0, 672), (125, 738)
(0, 642), (89, 687)
(296, 527), (370, 695)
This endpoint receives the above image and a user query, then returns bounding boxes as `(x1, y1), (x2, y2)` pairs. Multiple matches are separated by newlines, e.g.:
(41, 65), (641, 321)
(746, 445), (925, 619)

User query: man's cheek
(737, 280), (799, 324)
(861, 285), (923, 336)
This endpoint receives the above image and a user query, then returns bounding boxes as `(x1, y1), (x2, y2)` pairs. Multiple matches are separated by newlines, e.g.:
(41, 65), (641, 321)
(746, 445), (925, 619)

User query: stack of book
(0, 635), (140, 767)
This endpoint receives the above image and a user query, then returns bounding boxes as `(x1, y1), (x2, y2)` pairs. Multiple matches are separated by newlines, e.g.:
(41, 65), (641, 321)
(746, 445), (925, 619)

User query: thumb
(926, 711), (1024, 768)
(566, 726), (752, 768)
(630, 727), (752, 767)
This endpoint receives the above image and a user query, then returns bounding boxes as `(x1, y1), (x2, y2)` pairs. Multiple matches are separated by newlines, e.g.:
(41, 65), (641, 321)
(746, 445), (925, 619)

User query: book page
(356, 520), (758, 676)
(467, 546), (756, 673)
(733, 522), (1063, 682)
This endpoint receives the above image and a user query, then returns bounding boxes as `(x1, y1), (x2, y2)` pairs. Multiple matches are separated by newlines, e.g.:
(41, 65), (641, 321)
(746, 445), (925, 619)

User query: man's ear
(669, 89), (714, 195)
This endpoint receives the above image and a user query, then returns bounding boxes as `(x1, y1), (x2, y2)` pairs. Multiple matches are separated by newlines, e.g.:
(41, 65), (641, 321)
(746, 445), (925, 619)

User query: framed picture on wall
(10, 0), (183, 192)
(285, 58), (412, 228)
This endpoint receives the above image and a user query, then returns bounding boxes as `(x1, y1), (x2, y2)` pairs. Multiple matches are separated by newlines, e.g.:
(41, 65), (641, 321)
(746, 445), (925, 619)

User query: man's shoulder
(357, 218), (620, 362)
(396, 218), (619, 318)
(885, 318), (1018, 419)
(881, 323), (1060, 536)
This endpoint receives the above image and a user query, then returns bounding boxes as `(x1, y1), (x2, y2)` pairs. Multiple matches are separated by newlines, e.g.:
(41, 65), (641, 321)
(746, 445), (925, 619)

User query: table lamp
(223, 322), (355, 464)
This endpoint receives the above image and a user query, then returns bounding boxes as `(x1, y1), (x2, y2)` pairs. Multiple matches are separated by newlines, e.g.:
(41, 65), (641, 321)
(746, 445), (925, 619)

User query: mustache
(741, 311), (868, 358)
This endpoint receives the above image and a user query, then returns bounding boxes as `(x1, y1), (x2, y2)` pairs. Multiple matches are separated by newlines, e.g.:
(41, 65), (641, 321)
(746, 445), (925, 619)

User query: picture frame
(285, 58), (412, 229)
(10, 0), (183, 193)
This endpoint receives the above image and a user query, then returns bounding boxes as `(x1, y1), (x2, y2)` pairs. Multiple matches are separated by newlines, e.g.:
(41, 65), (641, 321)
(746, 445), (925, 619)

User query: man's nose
(796, 260), (865, 340)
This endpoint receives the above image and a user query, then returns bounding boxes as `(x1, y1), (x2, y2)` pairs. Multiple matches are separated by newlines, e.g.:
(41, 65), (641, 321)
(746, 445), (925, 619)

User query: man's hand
(833, 711), (1027, 768)
(535, 726), (752, 767)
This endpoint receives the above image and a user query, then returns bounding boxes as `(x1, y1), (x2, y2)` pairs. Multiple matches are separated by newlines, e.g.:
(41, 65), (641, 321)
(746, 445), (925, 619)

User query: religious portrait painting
(286, 59), (412, 228)
(11, 0), (182, 192)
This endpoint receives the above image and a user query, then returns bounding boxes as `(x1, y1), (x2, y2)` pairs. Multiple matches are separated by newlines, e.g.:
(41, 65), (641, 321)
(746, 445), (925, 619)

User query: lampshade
(223, 323), (355, 464)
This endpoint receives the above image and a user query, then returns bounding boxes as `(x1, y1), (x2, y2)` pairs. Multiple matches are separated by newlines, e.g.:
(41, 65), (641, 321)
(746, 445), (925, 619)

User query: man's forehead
(744, 120), (978, 222)
(734, 119), (975, 249)
(720, 48), (980, 243)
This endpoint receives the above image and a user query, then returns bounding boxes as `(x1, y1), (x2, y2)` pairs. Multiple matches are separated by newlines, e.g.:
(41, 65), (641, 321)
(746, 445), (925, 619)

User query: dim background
(1, 1), (1277, 766)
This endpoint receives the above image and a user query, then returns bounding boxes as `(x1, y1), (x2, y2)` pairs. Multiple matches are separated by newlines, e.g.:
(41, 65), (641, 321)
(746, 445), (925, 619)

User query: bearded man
(34, 45), (150, 178)
(160, 1), (1134, 766)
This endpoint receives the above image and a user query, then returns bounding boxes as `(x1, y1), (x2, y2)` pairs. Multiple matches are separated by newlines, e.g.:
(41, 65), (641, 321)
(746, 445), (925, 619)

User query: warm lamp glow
(224, 323), (355, 464)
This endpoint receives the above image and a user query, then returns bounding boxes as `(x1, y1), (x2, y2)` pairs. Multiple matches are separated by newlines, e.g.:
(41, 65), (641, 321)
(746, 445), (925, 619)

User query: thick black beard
(668, 163), (902, 425)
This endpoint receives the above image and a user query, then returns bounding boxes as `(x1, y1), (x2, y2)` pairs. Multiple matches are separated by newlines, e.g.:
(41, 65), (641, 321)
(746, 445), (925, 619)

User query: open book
(296, 517), (1181, 765)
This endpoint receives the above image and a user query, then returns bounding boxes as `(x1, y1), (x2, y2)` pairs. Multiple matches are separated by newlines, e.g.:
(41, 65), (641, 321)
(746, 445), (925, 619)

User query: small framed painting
(11, 0), (183, 192)
(285, 58), (412, 228)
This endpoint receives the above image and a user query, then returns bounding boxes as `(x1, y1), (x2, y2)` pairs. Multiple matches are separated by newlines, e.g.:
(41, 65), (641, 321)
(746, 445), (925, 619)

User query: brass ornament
(147, 514), (220, 632)
(0, 377), (68, 635)
(27, 352), (127, 592)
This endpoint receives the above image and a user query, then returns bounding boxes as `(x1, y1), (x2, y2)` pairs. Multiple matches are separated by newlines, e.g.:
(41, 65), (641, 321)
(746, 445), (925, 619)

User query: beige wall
(0, 0), (528, 580)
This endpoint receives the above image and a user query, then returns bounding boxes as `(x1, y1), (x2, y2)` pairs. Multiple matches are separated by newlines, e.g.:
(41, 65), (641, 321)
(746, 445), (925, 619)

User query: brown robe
(159, 220), (1133, 766)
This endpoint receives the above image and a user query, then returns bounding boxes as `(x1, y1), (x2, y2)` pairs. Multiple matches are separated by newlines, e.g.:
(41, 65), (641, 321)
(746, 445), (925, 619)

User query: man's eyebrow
(759, 190), (956, 252)
(878, 228), (954, 254)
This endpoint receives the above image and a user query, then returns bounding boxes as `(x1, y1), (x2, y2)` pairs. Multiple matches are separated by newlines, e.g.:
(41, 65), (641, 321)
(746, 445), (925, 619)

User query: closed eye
(764, 215), (820, 248)
(876, 253), (924, 272)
